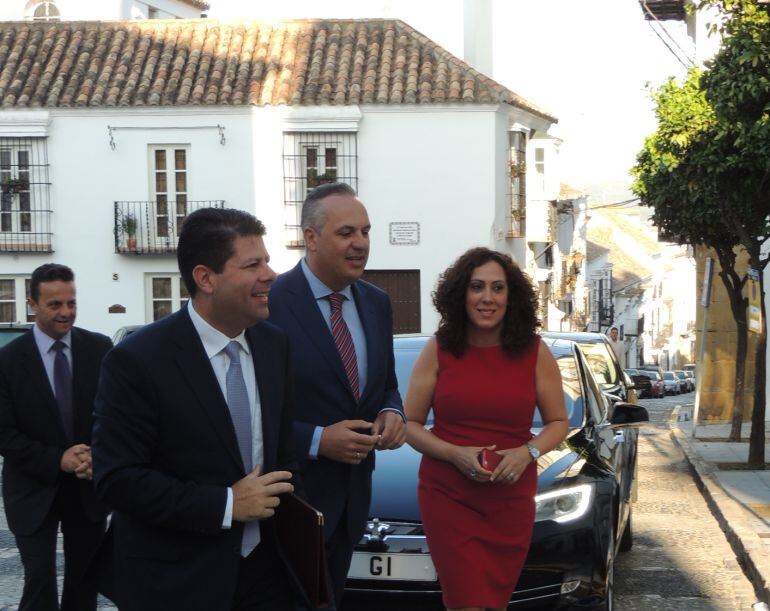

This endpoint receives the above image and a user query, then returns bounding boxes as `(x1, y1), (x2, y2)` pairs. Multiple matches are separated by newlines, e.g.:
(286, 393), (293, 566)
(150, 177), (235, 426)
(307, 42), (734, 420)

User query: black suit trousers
(14, 478), (105, 611)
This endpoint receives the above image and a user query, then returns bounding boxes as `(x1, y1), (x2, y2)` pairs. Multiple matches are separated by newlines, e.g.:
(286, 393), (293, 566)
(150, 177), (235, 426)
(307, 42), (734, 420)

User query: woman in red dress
(405, 248), (568, 611)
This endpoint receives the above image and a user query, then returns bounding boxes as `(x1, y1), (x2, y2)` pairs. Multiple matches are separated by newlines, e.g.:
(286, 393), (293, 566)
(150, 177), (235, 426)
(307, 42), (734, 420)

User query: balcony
(114, 200), (225, 254)
(640, 0), (686, 20)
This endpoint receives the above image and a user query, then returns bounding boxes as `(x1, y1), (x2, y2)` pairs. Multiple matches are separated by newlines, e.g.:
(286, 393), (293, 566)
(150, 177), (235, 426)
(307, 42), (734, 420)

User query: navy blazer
(268, 262), (403, 542)
(92, 307), (299, 611)
(0, 327), (111, 535)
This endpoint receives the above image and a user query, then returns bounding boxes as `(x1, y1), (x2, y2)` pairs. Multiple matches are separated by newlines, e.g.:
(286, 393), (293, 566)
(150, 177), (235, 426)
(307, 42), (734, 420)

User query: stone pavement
(671, 405), (770, 607)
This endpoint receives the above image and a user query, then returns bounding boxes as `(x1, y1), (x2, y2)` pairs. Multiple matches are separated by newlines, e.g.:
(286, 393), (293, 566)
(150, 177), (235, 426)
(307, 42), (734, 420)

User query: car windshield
(640, 371), (660, 381)
(576, 341), (619, 386)
(664, 372), (675, 380)
(533, 351), (584, 430)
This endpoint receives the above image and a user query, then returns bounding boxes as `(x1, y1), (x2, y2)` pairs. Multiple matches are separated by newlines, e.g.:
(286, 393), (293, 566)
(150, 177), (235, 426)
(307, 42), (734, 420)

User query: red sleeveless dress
(417, 341), (539, 609)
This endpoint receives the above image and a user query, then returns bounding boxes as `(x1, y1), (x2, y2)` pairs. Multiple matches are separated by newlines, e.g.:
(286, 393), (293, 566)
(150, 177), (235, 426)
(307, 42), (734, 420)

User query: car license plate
(348, 552), (438, 581)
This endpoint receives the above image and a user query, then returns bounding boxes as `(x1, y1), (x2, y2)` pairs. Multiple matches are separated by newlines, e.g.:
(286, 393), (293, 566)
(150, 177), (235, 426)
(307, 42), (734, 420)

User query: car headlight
(534, 484), (592, 523)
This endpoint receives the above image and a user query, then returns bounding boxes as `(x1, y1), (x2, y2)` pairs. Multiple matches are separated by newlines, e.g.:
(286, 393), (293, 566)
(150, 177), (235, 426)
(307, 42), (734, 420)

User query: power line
(640, 0), (695, 69)
(587, 198), (642, 210)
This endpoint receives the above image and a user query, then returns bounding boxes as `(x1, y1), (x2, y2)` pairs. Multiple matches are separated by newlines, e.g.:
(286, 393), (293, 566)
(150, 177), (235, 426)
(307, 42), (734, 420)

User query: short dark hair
(610, 326), (618, 332)
(300, 182), (357, 232)
(29, 263), (74, 301)
(433, 247), (540, 358)
(177, 208), (266, 298)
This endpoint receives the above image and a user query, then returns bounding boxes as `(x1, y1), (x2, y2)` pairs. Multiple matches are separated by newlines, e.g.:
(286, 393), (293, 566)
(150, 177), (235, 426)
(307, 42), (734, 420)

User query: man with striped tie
(269, 182), (406, 609)
(92, 208), (299, 610)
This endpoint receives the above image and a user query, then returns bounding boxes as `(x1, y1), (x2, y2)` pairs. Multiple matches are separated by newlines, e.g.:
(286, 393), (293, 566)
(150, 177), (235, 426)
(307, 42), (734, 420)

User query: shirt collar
(187, 301), (251, 360)
(33, 324), (72, 354)
(300, 257), (354, 302)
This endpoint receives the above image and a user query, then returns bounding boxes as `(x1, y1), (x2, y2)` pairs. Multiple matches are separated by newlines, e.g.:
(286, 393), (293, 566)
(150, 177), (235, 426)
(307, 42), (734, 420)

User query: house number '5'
(369, 556), (392, 576)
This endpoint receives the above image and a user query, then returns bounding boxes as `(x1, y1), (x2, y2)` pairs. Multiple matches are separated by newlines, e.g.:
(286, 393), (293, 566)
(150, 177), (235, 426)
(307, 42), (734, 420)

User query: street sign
(747, 267), (762, 334)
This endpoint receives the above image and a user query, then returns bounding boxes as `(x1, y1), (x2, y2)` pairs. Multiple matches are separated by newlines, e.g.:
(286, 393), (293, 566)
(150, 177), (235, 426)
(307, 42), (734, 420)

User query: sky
(206, 0), (692, 203)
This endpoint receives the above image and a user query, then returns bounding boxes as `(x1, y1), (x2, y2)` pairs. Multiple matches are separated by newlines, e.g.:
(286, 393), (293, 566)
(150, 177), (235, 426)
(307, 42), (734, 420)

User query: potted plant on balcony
(120, 212), (138, 251)
(1, 177), (28, 194)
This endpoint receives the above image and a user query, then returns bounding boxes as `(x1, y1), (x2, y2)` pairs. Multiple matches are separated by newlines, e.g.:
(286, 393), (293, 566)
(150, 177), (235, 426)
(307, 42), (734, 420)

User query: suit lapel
(170, 309), (244, 472)
(283, 265), (353, 397)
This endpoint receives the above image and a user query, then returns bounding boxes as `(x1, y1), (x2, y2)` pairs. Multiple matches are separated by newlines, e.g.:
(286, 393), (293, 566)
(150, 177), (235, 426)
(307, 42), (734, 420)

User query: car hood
(370, 435), (587, 523)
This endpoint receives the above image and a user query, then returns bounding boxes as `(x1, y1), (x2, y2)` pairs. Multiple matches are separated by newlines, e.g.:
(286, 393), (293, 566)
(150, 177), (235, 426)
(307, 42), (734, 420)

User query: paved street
(0, 391), (760, 610)
(615, 391), (758, 610)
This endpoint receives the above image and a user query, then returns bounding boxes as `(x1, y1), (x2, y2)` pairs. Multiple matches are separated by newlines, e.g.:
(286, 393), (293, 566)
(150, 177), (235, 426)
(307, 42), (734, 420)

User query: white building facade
(0, 18), (559, 338)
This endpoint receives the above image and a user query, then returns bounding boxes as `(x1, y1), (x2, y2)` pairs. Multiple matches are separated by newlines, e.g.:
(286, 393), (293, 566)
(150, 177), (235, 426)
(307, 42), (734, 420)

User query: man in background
(0, 263), (111, 610)
(607, 325), (627, 368)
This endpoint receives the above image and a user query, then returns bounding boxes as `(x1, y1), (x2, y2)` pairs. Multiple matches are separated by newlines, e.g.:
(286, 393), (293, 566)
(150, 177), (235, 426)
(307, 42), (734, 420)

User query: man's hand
(318, 419), (379, 464)
(60, 444), (91, 474)
(232, 467), (294, 523)
(372, 411), (406, 450)
(74, 450), (93, 480)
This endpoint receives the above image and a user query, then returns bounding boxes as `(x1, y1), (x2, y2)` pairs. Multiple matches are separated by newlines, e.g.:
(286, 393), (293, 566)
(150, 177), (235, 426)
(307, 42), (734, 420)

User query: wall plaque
(389, 222), (420, 245)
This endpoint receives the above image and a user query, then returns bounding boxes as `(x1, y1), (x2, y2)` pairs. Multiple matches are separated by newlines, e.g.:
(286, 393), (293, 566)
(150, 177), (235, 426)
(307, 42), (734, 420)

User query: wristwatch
(526, 442), (540, 461)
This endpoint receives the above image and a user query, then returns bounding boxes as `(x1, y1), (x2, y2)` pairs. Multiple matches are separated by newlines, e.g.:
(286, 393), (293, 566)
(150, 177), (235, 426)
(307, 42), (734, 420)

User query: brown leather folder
(275, 493), (330, 609)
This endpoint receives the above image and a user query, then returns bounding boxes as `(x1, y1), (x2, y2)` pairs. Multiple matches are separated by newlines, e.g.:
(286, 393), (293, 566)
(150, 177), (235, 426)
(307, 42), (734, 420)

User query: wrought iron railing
(114, 200), (225, 254)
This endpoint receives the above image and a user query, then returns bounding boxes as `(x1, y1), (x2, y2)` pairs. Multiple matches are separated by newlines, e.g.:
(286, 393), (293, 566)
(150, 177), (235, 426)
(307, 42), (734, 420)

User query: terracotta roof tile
(0, 18), (556, 120)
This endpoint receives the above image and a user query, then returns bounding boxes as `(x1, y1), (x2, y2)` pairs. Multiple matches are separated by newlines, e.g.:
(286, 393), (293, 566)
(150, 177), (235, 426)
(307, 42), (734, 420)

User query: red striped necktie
(327, 292), (360, 401)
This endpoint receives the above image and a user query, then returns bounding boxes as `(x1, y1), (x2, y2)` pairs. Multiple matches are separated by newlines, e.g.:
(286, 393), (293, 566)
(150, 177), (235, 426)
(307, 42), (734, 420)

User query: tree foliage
(633, 0), (770, 464)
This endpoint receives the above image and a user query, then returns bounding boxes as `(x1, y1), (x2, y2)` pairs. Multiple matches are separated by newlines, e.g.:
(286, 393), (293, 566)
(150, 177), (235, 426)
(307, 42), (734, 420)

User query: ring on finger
(507, 473), (515, 480)
(356, 451), (361, 460)
(469, 468), (478, 478)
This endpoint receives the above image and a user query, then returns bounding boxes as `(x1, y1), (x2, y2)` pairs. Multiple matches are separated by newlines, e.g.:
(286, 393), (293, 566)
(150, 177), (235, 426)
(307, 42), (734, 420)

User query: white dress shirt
(187, 301), (264, 529)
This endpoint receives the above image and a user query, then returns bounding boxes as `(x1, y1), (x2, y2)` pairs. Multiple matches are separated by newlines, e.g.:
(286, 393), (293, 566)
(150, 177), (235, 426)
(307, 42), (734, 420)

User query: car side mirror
(610, 402), (649, 426)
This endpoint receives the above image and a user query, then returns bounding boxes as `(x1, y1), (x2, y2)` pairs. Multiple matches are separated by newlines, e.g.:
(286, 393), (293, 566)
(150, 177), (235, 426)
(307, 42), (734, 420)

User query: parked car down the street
(111, 324), (143, 345)
(636, 370), (665, 399)
(662, 371), (682, 395)
(345, 334), (649, 610)
(674, 370), (693, 392)
(625, 368), (653, 399)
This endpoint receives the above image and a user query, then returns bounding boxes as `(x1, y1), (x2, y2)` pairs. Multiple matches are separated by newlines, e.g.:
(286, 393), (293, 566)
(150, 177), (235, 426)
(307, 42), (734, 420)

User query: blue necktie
(224, 341), (260, 555)
(51, 341), (73, 444)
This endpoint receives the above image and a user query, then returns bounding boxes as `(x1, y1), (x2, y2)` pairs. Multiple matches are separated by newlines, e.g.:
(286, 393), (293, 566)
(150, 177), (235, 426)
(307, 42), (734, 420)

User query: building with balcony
(0, 17), (558, 336)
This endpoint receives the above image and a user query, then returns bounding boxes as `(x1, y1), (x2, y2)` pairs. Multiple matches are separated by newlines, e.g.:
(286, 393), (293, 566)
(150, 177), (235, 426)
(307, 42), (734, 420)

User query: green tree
(699, 0), (770, 466)
(632, 70), (753, 445)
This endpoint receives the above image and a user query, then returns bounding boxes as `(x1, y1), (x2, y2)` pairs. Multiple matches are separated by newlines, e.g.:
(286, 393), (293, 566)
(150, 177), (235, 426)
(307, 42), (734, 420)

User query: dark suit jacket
(91, 307), (299, 611)
(0, 327), (111, 535)
(268, 262), (403, 542)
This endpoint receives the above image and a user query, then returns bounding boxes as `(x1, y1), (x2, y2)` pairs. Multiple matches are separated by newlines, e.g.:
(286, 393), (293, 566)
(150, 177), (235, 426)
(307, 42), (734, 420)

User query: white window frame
(0, 146), (33, 235)
(534, 147), (546, 192)
(144, 274), (189, 322)
(0, 276), (32, 324)
(148, 144), (190, 245)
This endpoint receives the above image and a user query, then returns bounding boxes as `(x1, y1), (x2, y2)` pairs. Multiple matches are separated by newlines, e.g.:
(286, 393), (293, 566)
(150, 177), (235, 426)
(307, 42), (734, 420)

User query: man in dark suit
(92, 208), (298, 611)
(0, 263), (111, 611)
(268, 183), (406, 607)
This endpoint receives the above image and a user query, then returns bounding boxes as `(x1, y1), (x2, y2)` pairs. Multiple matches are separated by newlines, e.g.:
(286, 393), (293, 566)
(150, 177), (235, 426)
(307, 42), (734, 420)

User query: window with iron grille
(0, 138), (52, 253)
(282, 132), (358, 247)
(508, 131), (526, 237)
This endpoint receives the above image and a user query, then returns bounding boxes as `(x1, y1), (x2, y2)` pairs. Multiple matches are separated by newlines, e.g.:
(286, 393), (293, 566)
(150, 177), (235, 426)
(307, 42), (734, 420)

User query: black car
(542, 332), (640, 404)
(344, 335), (648, 610)
(0, 323), (32, 348)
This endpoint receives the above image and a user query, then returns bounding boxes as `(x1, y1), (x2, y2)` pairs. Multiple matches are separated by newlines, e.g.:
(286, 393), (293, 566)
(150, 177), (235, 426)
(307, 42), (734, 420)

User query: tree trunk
(714, 248), (749, 442)
(747, 249), (766, 468)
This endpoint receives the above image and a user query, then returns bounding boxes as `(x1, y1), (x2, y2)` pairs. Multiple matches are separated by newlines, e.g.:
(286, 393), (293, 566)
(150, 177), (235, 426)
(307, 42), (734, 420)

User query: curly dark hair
(433, 247), (540, 358)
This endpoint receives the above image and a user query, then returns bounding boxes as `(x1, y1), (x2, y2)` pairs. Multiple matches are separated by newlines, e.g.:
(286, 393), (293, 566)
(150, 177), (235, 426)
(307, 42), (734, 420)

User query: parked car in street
(0, 323), (32, 349)
(345, 334), (649, 610)
(674, 370), (693, 392)
(111, 324), (143, 345)
(541, 332), (639, 404)
(662, 371), (682, 395)
(625, 368), (652, 398)
(636, 370), (665, 399)
(684, 370), (695, 388)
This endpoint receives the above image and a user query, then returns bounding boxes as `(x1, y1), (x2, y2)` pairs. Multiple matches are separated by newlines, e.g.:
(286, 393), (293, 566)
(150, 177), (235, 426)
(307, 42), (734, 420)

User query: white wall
(2, 103), (528, 337)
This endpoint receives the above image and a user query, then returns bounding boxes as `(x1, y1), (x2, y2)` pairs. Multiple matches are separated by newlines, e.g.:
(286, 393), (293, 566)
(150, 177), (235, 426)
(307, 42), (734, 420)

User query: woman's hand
(489, 445), (532, 484)
(449, 444), (495, 482)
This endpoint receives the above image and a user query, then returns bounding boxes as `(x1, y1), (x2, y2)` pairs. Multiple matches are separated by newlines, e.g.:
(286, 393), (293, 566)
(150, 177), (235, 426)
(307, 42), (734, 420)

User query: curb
(669, 406), (770, 605)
